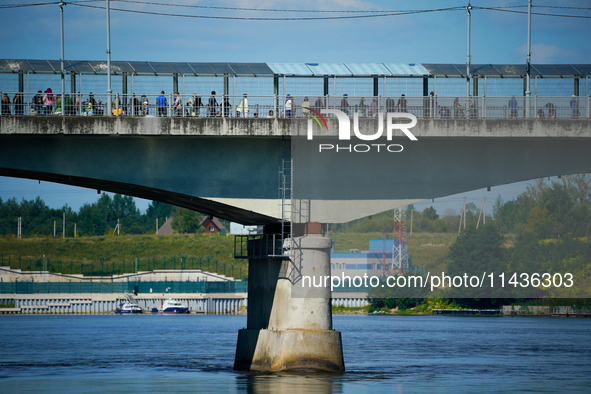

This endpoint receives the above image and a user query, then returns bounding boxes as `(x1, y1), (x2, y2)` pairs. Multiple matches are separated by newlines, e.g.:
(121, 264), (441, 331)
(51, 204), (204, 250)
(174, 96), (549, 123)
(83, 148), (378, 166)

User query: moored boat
(115, 295), (143, 314)
(151, 297), (190, 314)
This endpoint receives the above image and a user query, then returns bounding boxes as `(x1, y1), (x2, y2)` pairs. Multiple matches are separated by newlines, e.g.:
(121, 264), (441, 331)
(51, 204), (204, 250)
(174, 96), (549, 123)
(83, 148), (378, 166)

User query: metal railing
(0, 280), (248, 294)
(1, 92), (589, 119)
(234, 234), (286, 259)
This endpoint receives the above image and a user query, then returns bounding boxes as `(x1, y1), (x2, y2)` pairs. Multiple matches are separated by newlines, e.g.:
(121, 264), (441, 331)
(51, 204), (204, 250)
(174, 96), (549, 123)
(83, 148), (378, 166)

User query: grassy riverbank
(0, 233), (244, 278)
(1, 232), (457, 280)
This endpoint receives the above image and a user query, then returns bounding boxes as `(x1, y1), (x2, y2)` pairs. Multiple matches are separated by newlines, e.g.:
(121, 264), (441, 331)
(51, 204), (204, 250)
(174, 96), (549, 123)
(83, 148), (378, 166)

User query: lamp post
(466, 1), (472, 97)
(106, 0), (112, 116)
(59, 2), (65, 116)
(525, 0), (532, 118)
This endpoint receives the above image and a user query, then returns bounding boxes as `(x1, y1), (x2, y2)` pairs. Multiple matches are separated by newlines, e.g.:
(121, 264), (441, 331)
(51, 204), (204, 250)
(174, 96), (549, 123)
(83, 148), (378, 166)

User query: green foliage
(171, 206), (203, 234)
(0, 194), (215, 237)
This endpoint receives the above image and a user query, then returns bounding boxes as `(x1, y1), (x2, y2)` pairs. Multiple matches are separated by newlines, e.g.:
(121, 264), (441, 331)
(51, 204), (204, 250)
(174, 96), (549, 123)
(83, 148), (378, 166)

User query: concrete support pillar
(373, 77), (379, 97)
(70, 73), (76, 94)
(122, 74), (128, 112)
(18, 72), (24, 93)
(224, 75), (229, 96)
(172, 74), (179, 95)
(234, 234), (344, 373)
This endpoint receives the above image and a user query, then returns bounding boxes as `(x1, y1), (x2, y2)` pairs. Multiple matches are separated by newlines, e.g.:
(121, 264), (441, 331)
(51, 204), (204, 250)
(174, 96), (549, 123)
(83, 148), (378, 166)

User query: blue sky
(0, 0), (590, 216)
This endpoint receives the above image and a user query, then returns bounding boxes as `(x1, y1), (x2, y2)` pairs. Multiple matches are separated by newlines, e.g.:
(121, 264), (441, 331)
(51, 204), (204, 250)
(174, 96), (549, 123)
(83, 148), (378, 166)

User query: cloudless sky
(0, 0), (589, 217)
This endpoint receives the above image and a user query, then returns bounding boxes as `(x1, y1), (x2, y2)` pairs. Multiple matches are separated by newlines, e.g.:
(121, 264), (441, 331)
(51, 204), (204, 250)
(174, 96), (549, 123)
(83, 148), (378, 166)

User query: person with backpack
(43, 88), (54, 115)
(32, 90), (43, 114)
(13, 93), (24, 115)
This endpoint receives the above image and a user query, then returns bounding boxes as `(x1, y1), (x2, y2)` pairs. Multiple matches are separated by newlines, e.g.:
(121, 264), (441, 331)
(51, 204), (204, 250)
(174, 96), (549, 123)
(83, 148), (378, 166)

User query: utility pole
(525, 0), (532, 118)
(476, 198), (486, 229)
(458, 198), (466, 233)
(62, 213), (65, 238)
(466, 1), (472, 97)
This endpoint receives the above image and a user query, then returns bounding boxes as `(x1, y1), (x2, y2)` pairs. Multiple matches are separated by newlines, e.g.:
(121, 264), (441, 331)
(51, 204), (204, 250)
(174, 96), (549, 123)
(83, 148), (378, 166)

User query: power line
(476, 6), (591, 19)
(116, 0), (403, 13)
(69, 3), (464, 21)
(0, 0), (101, 9)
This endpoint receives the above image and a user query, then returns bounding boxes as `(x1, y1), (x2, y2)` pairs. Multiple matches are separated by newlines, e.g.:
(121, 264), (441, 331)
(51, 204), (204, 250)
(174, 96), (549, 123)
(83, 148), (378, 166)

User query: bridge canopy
(1, 59), (588, 78)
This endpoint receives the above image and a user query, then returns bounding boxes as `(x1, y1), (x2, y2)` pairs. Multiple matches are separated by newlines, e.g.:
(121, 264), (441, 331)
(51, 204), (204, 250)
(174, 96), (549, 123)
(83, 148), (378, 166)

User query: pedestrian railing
(1, 92), (589, 120)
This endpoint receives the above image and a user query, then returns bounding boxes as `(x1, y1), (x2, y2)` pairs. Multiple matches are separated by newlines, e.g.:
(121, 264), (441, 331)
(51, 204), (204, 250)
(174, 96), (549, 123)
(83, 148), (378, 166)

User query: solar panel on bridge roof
(245, 63), (274, 76)
(551, 64), (581, 76)
(306, 63), (351, 76)
(267, 63), (313, 76)
(66, 61), (93, 73)
(0, 60), (33, 72)
(532, 64), (560, 76)
(188, 63), (215, 75)
(228, 63), (255, 76)
(26, 59), (56, 73)
(110, 61), (135, 74)
(494, 65), (525, 76)
(207, 63), (234, 75)
(127, 61), (155, 74)
(167, 62), (195, 74)
(471, 65), (500, 76)
(384, 63), (429, 76)
(345, 63), (391, 76)
(572, 65), (591, 75)
(149, 62), (175, 74)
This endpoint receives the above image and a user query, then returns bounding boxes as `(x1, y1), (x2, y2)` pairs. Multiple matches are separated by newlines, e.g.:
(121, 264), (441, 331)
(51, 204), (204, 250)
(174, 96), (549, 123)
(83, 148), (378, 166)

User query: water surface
(1, 315), (590, 393)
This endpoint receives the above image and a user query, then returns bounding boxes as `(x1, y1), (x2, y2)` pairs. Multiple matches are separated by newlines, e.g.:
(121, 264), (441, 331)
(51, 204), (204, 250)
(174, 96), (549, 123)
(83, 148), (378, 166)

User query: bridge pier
(234, 234), (344, 373)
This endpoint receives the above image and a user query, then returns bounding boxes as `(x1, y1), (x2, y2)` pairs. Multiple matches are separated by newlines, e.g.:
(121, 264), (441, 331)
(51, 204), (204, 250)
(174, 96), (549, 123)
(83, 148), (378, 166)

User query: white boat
(115, 295), (143, 314)
(151, 292), (190, 314)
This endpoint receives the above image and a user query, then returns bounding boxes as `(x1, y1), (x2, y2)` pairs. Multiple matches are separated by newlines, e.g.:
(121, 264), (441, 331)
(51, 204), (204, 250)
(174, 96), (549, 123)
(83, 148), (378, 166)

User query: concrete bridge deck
(1, 116), (590, 224)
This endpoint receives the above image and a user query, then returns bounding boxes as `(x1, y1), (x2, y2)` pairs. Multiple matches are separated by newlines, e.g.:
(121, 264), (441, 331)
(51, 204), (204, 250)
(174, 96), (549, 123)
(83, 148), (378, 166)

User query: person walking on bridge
(43, 88), (54, 115)
(508, 96), (518, 119)
(340, 94), (350, 115)
(172, 92), (182, 117)
(285, 95), (293, 118)
(32, 90), (43, 115)
(1, 93), (10, 115)
(397, 94), (408, 113)
(13, 93), (24, 115)
(208, 91), (218, 117)
(157, 91), (167, 117)
(237, 93), (249, 118)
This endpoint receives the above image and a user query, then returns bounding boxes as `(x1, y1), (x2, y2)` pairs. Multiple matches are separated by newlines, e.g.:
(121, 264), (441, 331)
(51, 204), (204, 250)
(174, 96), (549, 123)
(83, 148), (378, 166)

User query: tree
(171, 206), (202, 233)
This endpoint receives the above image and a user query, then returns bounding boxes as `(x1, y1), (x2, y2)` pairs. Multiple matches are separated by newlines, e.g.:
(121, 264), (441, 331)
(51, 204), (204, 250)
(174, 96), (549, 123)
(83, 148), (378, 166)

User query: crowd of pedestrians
(0, 88), (584, 119)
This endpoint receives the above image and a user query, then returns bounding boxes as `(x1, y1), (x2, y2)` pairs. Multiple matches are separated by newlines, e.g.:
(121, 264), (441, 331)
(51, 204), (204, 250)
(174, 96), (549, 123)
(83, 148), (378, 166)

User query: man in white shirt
(237, 93), (249, 118)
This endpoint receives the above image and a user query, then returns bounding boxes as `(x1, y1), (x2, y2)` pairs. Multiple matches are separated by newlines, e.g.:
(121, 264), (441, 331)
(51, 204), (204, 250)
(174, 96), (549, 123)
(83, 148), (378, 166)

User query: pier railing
(0, 280), (248, 294)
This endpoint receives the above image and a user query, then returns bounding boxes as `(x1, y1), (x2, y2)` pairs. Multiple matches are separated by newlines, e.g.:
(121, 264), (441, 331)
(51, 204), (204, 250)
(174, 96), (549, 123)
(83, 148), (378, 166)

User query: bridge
(1, 60), (591, 373)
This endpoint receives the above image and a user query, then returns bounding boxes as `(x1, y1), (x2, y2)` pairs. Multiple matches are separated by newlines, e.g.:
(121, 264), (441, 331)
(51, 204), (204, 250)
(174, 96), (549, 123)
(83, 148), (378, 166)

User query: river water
(0, 314), (590, 393)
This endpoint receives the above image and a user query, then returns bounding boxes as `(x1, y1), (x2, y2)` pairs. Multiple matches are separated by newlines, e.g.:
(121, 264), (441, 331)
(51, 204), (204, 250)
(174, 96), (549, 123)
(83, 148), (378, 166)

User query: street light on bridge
(466, 1), (472, 97)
